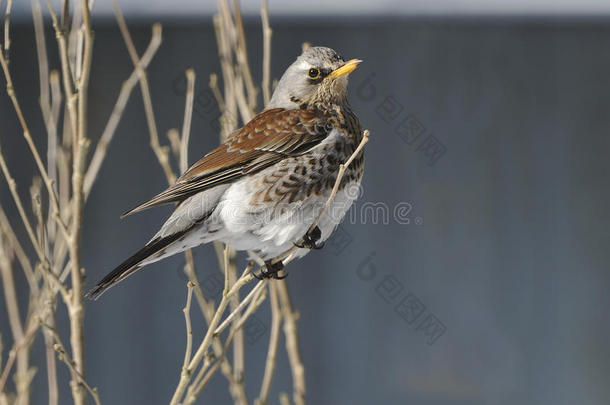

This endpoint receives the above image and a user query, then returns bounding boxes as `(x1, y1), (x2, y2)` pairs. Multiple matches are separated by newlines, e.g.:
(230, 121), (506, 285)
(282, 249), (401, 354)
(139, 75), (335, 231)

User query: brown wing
(122, 108), (332, 217)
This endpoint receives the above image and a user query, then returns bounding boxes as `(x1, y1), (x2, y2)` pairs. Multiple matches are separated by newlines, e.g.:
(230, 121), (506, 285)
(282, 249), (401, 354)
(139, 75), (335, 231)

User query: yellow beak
(328, 59), (362, 79)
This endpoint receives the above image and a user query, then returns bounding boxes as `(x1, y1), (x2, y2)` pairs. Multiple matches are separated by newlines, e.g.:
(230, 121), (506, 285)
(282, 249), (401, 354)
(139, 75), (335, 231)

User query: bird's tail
(85, 229), (190, 300)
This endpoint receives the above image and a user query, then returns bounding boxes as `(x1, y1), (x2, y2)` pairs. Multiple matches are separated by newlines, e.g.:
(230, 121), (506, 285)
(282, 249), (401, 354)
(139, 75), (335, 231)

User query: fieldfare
(87, 46), (365, 299)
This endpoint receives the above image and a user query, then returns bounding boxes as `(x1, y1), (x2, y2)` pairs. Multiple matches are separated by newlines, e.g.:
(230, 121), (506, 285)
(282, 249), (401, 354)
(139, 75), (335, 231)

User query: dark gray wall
(1, 16), (609, 405)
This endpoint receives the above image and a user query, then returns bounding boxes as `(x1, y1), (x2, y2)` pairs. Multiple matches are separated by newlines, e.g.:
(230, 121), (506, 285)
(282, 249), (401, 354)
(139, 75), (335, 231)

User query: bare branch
(261, 0), (272, 106)
(2, 0), (12, 59)
(0, 233), (25, 351)
(185, 281), (268, 403)
(170, 268), (257, 404)
(214, 279), (267, 336)
(0, 144), (46, 261)
(0, 205), (37, 296)
(277, 281), (306, 405)
(0, 42), (71, 244)
(40, 322), (101, 405)
(181, 282), (195, 372)
(257, 282), (282, 404)
(112, 0), (175, 183)
(84, 23), (163, 195)
(180, 68), (196, 172)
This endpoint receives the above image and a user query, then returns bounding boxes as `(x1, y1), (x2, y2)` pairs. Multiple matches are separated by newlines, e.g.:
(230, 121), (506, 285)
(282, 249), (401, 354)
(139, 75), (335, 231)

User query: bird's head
(268, 46), (362, 110)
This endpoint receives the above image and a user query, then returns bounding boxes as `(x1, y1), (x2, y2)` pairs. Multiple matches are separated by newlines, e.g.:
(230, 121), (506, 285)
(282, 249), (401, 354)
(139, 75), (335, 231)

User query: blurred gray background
(1, 4), (610, 405)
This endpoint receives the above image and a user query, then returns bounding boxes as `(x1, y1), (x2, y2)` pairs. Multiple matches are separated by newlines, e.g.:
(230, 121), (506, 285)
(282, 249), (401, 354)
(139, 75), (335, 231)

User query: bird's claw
(252, 260), (287, 280)
(294, 226), (324, 250)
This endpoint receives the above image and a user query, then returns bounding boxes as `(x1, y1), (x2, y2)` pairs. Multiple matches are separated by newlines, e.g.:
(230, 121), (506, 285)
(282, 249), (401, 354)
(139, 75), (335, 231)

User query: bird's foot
(294, 226), (324, 250)
(253, 260), (287, 280)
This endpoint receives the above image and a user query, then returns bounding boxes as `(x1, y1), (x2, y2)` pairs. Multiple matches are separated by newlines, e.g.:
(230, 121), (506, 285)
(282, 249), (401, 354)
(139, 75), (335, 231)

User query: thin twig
(261, 0), (272, 106)
(257, 282), (281, 404)
(276, 281), (305, 405)
(0, 38), (71, 243)
(64, 2), (94, 403)
(41, 322), (101, 405)
(181, 282), (195, 372)
(170, 268), (256, 404)
(185, 281), (268, 403)
(2, 0), (12, 59)
(46, 0), (79, 149)
(232, 0), (258, 111)
(84, 23), (163, 195)
(0, 322), (38, 395)
(112, 0), (175, 183)
(0, 233), (29, 401)
(0, 205), (37, 295)
(209, 73), (225, 111)
(183, 251), (250, 403)
(214, 279), (266, 336)
(180, 68), (196, 172)
(0, 144), (46, 262)
(32, 0), (57, 189)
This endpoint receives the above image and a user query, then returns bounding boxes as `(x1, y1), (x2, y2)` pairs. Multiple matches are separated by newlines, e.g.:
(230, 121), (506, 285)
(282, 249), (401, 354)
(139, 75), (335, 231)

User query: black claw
(253, 260), (286, 280)
(295, 226), (324, 250)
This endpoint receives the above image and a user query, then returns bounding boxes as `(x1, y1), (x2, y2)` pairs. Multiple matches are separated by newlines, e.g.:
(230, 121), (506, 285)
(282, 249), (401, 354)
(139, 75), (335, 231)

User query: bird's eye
(308, 68), (321, 79)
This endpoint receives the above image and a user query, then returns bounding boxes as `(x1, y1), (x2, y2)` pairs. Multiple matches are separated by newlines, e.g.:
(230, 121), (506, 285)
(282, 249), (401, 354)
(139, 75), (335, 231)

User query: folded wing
(122, 108), (332, 217)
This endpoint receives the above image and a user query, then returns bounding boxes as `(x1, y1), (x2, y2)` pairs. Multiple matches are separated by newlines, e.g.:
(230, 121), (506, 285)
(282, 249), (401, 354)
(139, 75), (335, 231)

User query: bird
(86, 46), (365, 299)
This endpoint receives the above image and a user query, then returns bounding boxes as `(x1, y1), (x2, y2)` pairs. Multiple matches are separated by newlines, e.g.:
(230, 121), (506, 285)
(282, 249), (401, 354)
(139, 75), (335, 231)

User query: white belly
(211, 178), (361, 260)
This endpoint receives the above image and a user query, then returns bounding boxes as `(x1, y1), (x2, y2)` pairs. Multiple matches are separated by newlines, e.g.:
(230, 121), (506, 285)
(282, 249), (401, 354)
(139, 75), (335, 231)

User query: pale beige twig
(185, 281), (268, 403)
(170, 268), (256, 404)
(84, 23), (163, 195)
(209, 73), (225, 111)
(41, 322), (101, 405)
(32, 0), (58, 189)
(180, 69), (196, 172)
(43, 323), (59, 405)
(0, 40), (71, 245)
(181, 282), (195, 372)
(183, 251), (249, 403)
(261, 0), (272, 106)
(30, 179), (60, 405)
(223, 244), (247, 400)
(0, 232), (31, 403)
(224, 242), (231, 297)
(167, 128), (181, 158)
(232, 0), (258, 111)
(2, 0), (12, 59)
(213, 13), (237, 140)
(46, 0), (79, 149)
(0, 205), (37, 295)
(0, 322), (38, 396)
(65, 2), (94, 403)
(276, 281), (306, 405)
(112, 0), (175, 183)
(0, 145), (46, 262)
(214, 280), (266, 336)
(257, 282), (282, 404)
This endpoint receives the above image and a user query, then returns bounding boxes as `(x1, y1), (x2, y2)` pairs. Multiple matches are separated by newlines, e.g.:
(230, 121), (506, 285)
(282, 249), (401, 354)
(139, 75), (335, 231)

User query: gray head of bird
(268, 46), (362, 110)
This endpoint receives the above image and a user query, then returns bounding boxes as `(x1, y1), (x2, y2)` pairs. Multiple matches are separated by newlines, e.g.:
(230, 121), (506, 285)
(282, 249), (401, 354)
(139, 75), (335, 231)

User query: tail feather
(86, 229), (190, 300)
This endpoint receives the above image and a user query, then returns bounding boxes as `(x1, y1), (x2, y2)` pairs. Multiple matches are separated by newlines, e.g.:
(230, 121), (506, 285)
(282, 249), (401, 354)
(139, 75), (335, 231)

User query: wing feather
(122, 108), (332, 217)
